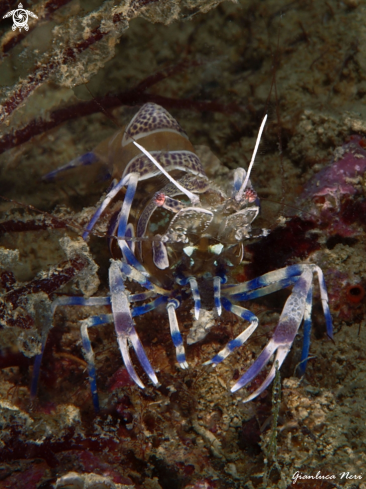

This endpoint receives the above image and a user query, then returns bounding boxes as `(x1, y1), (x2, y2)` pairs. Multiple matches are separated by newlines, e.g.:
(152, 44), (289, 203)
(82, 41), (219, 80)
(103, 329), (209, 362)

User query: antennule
(235, 114), (267, 202)
(133, 141), (200, 205)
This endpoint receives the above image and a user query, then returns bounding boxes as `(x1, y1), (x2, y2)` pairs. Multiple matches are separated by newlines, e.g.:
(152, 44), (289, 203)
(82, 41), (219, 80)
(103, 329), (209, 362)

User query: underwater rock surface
(0, 0), (232, 124)
(1, 0), (366, 488)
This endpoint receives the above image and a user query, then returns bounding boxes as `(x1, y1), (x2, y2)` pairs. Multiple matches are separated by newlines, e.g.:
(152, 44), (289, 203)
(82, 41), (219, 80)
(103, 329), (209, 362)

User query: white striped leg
(116, 173), (139, 240)
(203, 297), (258, 366)
(299, 282), (313, 374)
(31, 296), (111, 403)
(80, 315), (113, 412)
(314, 265), (333, 339)
(116, 335), (144, 389)
(167, 299), (188, 369)
(233, 343), (290, 403)
(188, 277), (201, 320)
(51, 296), (110, 315)
(232, 168), (246, 195)
(109, 260), (159, 388)
(82, 173), (135, 240)
(129, 291), (157, 302)
(222, 264), (304, 296)
(213, 276), (222, 316)
(114, 173), (149, 274)
(232, 268), (313, 402)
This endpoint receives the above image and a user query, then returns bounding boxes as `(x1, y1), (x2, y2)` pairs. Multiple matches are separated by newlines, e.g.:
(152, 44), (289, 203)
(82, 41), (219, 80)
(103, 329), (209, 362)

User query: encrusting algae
(1, 1), (366, 488)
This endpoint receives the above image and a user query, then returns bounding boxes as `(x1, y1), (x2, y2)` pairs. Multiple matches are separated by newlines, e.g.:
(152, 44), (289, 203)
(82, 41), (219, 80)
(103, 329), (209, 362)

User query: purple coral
(302, 136), (366, 200)
(297, 136), (366, 238)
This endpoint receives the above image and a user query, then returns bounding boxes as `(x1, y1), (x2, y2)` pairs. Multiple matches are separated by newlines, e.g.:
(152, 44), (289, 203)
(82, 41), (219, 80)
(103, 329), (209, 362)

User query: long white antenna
(235, 114), (267, 202)
(133, 141), (200, 205)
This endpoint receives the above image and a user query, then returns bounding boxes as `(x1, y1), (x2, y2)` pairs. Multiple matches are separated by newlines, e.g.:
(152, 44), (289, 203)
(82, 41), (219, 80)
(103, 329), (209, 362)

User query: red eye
(154, 193), (166, 206)
(346, 284), (365, 304)
(244, 188), (257, 203)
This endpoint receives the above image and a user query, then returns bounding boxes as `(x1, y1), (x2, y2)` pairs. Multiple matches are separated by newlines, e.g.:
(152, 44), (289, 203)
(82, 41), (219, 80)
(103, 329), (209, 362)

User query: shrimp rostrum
(33, 103), (333, 411)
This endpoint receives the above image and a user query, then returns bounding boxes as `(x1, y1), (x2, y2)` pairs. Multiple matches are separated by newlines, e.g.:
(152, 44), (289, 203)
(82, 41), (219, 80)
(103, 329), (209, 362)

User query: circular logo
(12, 7), (29, 31)
(3, 3), (38, 33)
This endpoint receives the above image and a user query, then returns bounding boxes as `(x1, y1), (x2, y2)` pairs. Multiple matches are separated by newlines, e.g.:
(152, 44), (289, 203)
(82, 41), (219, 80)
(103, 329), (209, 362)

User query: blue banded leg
(79, 295), (166, 326)
(298, 266), (333, 374)
(232, 168), (246, 195)
(117, 173), (138, 240)
(79, 295), (166, 411)
(30, 296), (111, 400)
(167, 299), (188, 369)
(79, 295), (166, 329)
(42, 152), (99, 180)
(314, 265), (333, 339)
(213, 276), (222, 316)
(82, 173), (137, 240)
(132, 295), (168, 317)
(80, 315), (113, 412)
(129, 291), (157, 302)
(51, 296), (111, 314)
(176, 275), (202, 319)
(113, 173), (149, 274)
(222, 264), (304, 296)
(188, 277), (201, 320)
(298, 282), (313, 375)
(232, 268), (313, 402)
(109, 261), (159, 388)
(226, 276), (299, 302)
(203, 297), (258, 367)
(232, 343), (290, 403)
(118, 234), (148, 276)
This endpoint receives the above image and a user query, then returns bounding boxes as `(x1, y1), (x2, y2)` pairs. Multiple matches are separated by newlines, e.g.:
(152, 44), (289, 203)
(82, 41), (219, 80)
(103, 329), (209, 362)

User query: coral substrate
(1, 0), (366, 488)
